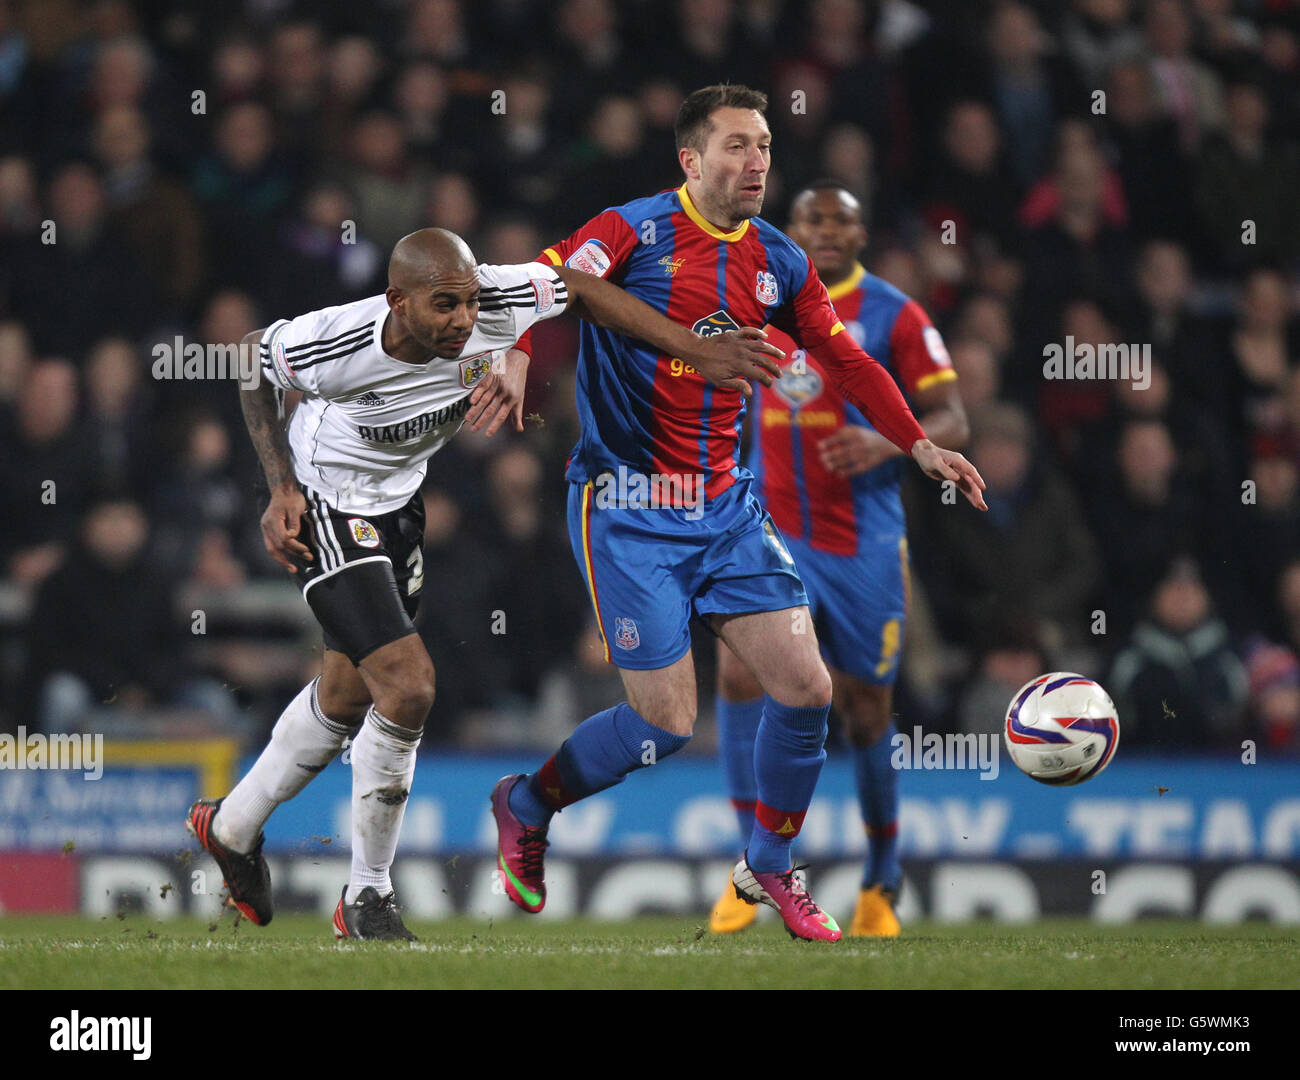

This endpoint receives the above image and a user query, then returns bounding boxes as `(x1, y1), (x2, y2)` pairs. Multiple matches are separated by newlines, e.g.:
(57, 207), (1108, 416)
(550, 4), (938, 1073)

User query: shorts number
(406, 547), (424, 596)
(874, 618), (900, 678)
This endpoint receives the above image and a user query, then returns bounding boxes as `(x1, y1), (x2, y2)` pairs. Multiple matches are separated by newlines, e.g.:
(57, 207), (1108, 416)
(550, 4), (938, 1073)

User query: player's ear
(384, 286), (404, 313)
(678, 145), (700, 180)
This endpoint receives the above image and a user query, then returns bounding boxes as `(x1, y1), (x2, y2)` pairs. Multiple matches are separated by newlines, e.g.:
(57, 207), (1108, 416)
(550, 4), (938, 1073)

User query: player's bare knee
(772, 664), (832, 709)
(390, 663), (436, 726)
(626, 695), (695, 737)
(316, 685), (370, 728)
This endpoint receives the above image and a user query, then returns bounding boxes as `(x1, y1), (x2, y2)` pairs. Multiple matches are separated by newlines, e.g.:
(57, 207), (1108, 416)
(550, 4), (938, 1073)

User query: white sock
(346, 706), (421, 902)
(214, 678), (354, 852)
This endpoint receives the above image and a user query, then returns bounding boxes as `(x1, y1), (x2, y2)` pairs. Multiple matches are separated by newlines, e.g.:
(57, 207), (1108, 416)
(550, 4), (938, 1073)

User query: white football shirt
(258, 262), (568, 514)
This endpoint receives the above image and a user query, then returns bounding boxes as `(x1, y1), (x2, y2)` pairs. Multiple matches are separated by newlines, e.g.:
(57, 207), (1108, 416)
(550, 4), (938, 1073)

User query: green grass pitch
(1, 915), (1296, 989)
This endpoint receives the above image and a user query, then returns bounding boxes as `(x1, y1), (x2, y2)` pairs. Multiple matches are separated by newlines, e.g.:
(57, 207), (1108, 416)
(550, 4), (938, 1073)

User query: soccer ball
(1003, 672), (1120, 785)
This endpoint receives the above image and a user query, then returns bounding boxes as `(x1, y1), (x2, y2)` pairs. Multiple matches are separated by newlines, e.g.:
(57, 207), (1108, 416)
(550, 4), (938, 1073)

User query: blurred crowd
(0, 0), (1298, 755)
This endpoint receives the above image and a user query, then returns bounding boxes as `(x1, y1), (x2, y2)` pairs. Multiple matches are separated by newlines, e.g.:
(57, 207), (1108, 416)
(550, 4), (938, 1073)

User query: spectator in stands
(150, 411), (252, 580)
(1195, 78), (1300, 273)
(265, 181), (384, 316)
(922, 402), (1100, 649)
(0, 320), (33, 413)
(481, 68), (564, 224)
(414, 485), (500, 731)
(320, 35), (386, 160)
(393, 61), (457, 164)
(1233, 454), (1300, 639)
(1144, 0), (1224, 153)
(422, 170), (482, 252)
(958, 622), (1054, 736)
(192, 101), (293, 291)
(3, 163), (152, 355)
(342, 110), (429, 252)
(481, 445), (587, 711)
(1126, 241), (1221, 410)
(0, 154), (39, 239)
(1243, 638), (1300, 753)
(924, 99), (1019, 251)
(549, 0), (640, 129)
(1020, 121), (1134, 337)
(1224, 268), (1296, 452)
(947, 337), (1001, 412)
(266, 21), (328, 164)
(983, 1), (1078, 187)
(93, 104), (205, 316)
(1061, 0), (1145, 86)
(1087, 417), (1202, 634)
(84, 336), (154, 498)
(27, 497), (241, 732)
(1101, 58), (1194, 242)
(561, 95), (656, 219)
(819, 124), (875, 217)
(1108, 557), (1248, 749)
(0, 359), (90, 588)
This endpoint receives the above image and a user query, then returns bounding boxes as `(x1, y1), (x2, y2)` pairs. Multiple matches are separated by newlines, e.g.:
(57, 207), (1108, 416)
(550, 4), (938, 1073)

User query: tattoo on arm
(239, 330), (296, 490)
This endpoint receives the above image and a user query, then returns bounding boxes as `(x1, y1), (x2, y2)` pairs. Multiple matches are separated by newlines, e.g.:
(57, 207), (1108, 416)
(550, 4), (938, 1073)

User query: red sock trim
(730, 798), (757, 812)
(535, 755), (577, 810)
(755, 801), (807, 839)
(866, 821), (899, 838)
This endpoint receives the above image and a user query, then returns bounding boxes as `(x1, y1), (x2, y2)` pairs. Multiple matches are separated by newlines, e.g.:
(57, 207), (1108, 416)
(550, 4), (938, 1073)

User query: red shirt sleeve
(890, 299), (958, 396)
(775, 258), (928, 453)
(514, 209), (640, 358)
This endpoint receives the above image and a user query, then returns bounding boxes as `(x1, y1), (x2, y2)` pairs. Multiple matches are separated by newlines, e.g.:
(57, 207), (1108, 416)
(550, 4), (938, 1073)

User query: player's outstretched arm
(819, 381), (969, 476)
(554, 266), (784, 397)
(240, 329), (312, 572)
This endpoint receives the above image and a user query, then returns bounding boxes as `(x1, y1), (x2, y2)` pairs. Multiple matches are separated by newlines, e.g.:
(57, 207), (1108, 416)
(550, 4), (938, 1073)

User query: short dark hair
(674, 84), (769, 153)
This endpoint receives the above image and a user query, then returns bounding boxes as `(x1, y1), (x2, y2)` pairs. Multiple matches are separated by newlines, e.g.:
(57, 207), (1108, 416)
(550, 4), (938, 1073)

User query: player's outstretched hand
(261, 486), (313, 572)
(467, 348), (529, 435)
(691, 327), (784, 397)
(910, 439), (988, 511)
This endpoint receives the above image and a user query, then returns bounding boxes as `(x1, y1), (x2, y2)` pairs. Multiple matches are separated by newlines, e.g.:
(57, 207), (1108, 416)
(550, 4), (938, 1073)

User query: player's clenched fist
(261, 485), (314, 572)
(690, 326), (785, 397)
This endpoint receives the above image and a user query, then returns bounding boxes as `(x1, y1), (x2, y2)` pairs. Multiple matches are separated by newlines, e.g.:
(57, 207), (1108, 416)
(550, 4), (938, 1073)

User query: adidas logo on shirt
(356, 390), (386, 406)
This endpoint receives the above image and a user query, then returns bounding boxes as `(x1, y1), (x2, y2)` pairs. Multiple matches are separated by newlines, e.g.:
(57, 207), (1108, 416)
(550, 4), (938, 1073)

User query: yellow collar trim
(678, 185), (750, 242)
(825, 263), (867, 302)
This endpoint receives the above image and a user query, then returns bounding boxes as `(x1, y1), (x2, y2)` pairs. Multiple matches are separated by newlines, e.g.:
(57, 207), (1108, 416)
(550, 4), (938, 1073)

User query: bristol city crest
(459, 351), (494, 388)
(755, 270), (780, 307)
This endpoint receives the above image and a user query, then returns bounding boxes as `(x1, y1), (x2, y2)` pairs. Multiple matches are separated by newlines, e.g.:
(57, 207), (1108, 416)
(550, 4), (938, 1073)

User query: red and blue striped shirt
(534, 185), (927, 502)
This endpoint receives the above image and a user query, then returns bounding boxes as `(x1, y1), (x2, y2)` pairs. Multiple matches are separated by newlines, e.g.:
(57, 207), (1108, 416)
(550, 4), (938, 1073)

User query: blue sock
(853, 720), (901, 890)
(509, 703), (690, 827)
(748, 699), (830, 873)
(715, 694), (762, 839)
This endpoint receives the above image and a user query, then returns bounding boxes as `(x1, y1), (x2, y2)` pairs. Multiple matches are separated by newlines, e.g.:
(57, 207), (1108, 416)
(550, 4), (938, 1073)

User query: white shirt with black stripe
(258, 262), (568, 514)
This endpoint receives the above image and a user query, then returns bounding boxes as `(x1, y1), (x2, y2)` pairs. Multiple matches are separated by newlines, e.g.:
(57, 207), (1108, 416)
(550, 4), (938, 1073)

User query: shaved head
(388, 227), (476, 291)
(383, 228), (481, 361)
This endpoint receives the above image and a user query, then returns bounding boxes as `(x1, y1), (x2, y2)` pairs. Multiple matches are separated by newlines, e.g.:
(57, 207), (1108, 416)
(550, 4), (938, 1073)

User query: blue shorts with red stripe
(568, 474), (808, 670)
(785, 533), (910, 686)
